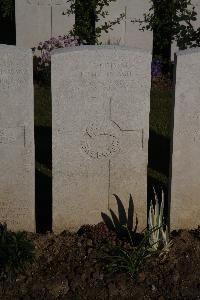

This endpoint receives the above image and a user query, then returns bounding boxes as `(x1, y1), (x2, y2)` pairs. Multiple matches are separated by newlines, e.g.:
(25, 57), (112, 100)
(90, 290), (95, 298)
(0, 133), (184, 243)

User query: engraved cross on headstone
(81, 98), (144, 204)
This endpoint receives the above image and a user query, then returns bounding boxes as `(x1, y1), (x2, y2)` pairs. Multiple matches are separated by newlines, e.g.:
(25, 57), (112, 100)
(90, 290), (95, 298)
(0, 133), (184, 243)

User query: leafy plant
(103, 225), (158, 279)
(32, 35), (80, 66)
(32, 35), (80, 85)
(132, 0), (200, 61)
(0, 223), (35, 280)
(64, 0), (125, 44)
(0, 0), (14, 19)
(101, 194), (138, 242)
(148, 188), (173, 255)
(151, 58), (162, 78)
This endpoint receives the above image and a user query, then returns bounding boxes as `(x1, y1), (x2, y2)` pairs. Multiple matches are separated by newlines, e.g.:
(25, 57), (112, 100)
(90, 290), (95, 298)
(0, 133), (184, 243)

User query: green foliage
(103, 225), (159, 279)
(65, 0), (125, 44)
(132, 0), (200, 59)
(0, 0), (14, 19)
(100, 192), (173, 279)
(0, 223), (35, 280)
(101, 194), (138, 241)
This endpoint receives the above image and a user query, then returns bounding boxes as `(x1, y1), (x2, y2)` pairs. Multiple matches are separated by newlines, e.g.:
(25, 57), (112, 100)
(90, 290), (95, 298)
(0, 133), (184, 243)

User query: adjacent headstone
(98, 0), (126, 46)
(15, 0), (74, 48)
(99, 0), (153, 51)
(15, 0), (51, 48)
(0, 45), (35, 232)
(16, 0), (152, 51)
(124, 0), (153, 50)
(170, 48), (200, 229)
(52, 1), (74, 38)
(52, 46), (151, 232)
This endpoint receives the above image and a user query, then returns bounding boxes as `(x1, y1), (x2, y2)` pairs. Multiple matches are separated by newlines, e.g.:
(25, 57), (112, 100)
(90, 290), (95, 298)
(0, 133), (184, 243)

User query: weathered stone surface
(52, 46), (151, 232)
(15, 0), (74, 48)
(0, 45), (35, 232)
(170, 48), (200, 229)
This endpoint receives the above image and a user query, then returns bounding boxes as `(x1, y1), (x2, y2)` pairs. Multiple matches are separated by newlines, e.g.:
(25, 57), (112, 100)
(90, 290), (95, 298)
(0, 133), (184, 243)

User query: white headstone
(170, 48), (200, 229)
(52, 1), (74, 38)
(15, 0), (51, 48)
(0, 45), (35, 232)
(99, 0), (153, 51)
(98, 0), (126, 45)
(124, 0), (153, 50)
(15, 0), (74, 48)
(52, 46), (151, 232)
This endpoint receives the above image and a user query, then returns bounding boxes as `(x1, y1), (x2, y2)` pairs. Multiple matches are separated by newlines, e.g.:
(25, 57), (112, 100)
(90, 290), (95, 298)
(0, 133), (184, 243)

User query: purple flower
(33, 35), (80, 66)
(151, 59), (162, 78)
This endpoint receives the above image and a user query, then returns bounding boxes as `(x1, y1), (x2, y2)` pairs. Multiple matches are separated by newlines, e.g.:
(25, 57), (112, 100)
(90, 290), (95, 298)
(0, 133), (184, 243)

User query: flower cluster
(32, 35), (80, 66)
(151, 59), (162, 78)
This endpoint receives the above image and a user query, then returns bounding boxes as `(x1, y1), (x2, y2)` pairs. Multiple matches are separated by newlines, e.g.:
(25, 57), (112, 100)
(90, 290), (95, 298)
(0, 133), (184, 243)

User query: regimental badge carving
(81, 121), (121, 159)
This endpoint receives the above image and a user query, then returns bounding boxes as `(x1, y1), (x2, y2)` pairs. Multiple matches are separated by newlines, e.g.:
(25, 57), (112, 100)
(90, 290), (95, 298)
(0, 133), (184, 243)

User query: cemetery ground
(0, 222), (200, 299)
(1, 77), (200, 299)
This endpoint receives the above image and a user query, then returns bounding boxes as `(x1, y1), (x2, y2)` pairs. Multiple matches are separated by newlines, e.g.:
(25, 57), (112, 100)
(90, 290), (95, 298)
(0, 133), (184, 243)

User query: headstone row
(0, 44), (199, 232)
(15, 0), (152, 51)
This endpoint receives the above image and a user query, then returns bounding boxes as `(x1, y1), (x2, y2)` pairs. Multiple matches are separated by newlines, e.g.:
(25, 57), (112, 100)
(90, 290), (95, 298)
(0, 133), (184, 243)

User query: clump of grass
(100, 191), (173, 279)
(0, 223), (35, 280)
(102, 225), (159, 279)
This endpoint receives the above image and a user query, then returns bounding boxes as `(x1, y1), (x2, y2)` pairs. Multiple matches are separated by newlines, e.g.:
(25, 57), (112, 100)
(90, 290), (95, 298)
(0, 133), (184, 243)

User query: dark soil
(0, 222), (200, 300)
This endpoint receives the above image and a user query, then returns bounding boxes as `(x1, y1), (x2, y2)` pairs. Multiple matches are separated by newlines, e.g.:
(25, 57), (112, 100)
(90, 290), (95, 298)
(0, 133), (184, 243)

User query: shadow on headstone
(101, 194), (143, 244)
